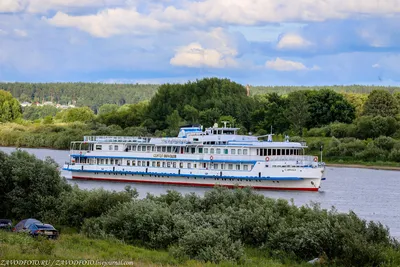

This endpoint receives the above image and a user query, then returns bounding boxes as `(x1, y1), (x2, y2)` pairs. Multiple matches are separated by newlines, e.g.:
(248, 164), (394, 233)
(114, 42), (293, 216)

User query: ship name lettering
(153, 154), (177, 158)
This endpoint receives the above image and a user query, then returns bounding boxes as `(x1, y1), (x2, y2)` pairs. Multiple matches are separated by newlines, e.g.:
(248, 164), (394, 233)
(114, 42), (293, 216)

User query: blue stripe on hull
(63, 168), (304, 181)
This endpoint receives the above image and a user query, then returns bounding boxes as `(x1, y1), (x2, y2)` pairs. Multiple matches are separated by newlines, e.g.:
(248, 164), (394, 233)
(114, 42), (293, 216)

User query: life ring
(314, 156), (318, 162)
(210, 155), (214, 160)
(79, 151), (82, 155)
(265, 157), (270, 162)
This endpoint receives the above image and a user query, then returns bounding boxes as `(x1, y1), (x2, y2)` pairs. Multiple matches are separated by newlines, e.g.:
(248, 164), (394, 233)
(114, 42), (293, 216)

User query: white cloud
(27, 0), (126, 13)
(0, 29), (7, 35)
(187, 0), (400, 24)
(372, 63), (380, 68)
(277, 33), (311, 49)
(170, 42), (238, 68)
(0, 0), (24, 12)
(266, 58), (319, 71)
(45, 8), (169, 37)
(13, 29), (28, 37)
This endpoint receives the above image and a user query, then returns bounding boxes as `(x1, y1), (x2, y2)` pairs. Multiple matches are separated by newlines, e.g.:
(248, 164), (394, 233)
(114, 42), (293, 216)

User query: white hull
(63, 164), (324, 191)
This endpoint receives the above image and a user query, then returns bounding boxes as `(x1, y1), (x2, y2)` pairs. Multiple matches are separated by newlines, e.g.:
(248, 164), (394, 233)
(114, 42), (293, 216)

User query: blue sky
(1, 0), (400, 85)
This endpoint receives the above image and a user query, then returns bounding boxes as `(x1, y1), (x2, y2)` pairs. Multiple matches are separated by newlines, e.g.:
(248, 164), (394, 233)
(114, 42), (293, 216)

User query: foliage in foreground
(1, 150), (400, 266)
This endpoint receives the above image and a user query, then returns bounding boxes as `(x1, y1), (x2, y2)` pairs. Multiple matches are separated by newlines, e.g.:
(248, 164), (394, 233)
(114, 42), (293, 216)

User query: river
(1, 146), (400, 239)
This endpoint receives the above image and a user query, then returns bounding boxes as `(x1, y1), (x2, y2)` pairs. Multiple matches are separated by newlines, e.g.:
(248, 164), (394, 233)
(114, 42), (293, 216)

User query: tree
(183, 105), (199, 124)
(306, 89), (355, 128)
(98, 104), (119, 115)
(362, 90), (399, 117)
(61, 107), (95, 123)
(285, 91), (310, 135)
(0, 89), (22, 122)
(166, 110), (184, 133)
(251, 93), (289, 134)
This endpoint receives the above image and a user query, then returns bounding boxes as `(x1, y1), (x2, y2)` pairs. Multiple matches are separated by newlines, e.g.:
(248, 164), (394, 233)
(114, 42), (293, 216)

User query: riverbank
(326, 163), (400, 171)
(0, 231), (309, 267)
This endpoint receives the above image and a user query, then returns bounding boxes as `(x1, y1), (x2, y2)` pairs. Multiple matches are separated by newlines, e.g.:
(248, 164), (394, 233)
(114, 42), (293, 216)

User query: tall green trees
(0, 90), (22, 122)
(363, 90), (399, 117)
(285, 91), (310, 135)
(147, 78), (254, 132)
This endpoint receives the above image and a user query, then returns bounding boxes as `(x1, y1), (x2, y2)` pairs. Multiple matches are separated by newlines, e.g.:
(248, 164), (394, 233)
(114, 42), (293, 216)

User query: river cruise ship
(63, 124), (326, 191)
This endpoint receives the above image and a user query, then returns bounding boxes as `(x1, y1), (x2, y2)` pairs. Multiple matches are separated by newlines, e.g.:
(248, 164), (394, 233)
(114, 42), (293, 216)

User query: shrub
(170, 227), (244, 264)
(374, 136), (396, 151)
(355, 143), (387, 162)
(388, 149), (400, 162)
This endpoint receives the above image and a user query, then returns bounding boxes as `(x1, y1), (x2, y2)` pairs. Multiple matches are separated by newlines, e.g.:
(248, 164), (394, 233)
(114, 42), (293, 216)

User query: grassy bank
(0, 231), (311, 267)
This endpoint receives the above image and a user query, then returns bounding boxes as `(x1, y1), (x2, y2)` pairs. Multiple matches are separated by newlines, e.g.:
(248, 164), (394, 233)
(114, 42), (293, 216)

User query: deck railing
(267, 155), (317, 162)
(83, 136), (151, 143)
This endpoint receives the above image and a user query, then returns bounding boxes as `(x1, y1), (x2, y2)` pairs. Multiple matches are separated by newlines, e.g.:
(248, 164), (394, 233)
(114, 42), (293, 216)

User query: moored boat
(63, 124), (326, 191)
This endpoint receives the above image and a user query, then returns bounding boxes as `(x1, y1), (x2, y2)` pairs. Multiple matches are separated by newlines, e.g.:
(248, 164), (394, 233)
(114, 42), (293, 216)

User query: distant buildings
(19, 101), (75, 109)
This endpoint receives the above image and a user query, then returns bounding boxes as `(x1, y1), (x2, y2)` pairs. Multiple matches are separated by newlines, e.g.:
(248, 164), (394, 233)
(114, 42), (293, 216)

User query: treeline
(250, 85), (400, 95)
(1, 150), (399, 266)
(0, 82), (159, 111)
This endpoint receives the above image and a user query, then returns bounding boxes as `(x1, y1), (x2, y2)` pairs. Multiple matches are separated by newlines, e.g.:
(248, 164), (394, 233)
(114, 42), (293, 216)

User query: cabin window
(243, 165), (248, 171)
(272, 149), (276, 156)
(96, 158), (100, 164)
(179, 162), (183, 168)
(162, 147), (166, 152)
(191, 147), (196, 154)
(147, 161), (150, 167)
(127, 160), (130, 166)
(138, 161), (142, 166)
(167, 162), (171, 168)
(194, 163), (197, 168)
(114, 145), (118, 151)
(238, 149), (242, 155)
(210, 148), (215, 154)
(221, 164), (225, 170)
(194, 138), (199, 141)
(132, 146), (136, 151)
(187, 163), (191, 169)
(147, 146), (151, 152)
(216, 148), (221, 154)
(156, 147), (160, 152)
(173, 162), (176, 168)
(231, 149), (236, 155)
(105, 159), (109, 164)
(243, 149), (248, 155)
(152, 162), (156, 167)
(138, 146), (142, 152)
(256, 149), (259, 155)
(157, 162), (160, 167)
(224, 149), (228, 154)
(204, 148), (209, 154)
(132, 160), (136, 166)
(152, 146), (155, 152)
(214, 164), (218, 169)
(162, 162), (166, 167)
(96, 145), (102, 150)
(110, 159), (114, 164)
(198, 148), (203, 153)
(236, 164), (240, 170)
(109, 145), (112, 150)
(277, 149), (281, 156)
(167, 146), (172, 153)
(228, 164), (233, 170)
(100, 159), (104, 164)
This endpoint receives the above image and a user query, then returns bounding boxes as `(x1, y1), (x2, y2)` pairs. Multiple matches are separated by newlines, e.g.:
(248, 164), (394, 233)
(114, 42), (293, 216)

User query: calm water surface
(2, 147), (399, 239)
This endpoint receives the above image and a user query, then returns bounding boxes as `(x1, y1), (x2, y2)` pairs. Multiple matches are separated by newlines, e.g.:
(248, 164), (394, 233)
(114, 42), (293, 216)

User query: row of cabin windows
(80, 157), (250, 171)
(257, 148), (300, 156)
(95, 144), (248, 155)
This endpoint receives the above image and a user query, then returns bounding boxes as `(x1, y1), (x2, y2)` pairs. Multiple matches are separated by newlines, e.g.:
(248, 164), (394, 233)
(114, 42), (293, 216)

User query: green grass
(0, 231), (310, 267)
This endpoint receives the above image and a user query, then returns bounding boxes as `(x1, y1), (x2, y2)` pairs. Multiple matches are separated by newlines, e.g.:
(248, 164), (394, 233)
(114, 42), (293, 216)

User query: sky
(1, 0), (400, 85)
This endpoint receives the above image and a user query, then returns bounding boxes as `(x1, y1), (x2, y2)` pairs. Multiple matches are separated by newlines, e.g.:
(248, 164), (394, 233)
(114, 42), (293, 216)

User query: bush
(330, 122), (355, 138)
(355, 143), (388, 162)
(374, 136), (396, 151)
(388, 149), (400, 162)
(306, 126), (330, 137)
(170, 227), (244, 263)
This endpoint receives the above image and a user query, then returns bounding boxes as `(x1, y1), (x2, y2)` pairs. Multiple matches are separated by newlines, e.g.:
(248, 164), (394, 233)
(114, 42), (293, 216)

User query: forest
(0, 78), (400, 164)
(1, 150), (400, 266)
